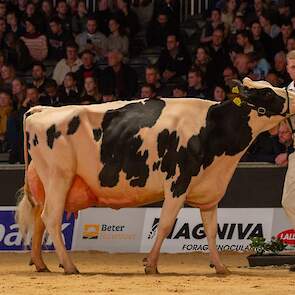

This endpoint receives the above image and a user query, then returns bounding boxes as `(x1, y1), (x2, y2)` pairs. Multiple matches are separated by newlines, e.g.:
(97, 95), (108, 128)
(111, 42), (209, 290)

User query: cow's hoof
(59, 264), (64, 269)
(289, 265), (295, 272)
(64, 268), (80, 275)
(37, 267), (50, 273)
(29, 259), (50, 272)
(143, 257), (159, 274)
(144, 265), (159, 275)
(215, 266), (231, 275)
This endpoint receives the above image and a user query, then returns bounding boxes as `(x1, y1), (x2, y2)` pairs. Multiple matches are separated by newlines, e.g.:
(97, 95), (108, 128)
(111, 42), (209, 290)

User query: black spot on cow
(152, 161), (161, 171)
(156, 101), (254, 198)
(33, 134), (39, 146)
(93, 128), (102, 142)
(99, 98), (166, 187)
(67, 116), (80, 135)
(47, 125), (61, 149)
(26, 132), (30, 150)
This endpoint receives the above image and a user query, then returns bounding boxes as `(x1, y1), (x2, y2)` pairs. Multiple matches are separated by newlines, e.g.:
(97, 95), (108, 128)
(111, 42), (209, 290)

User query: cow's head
(231, 77), (293, 117)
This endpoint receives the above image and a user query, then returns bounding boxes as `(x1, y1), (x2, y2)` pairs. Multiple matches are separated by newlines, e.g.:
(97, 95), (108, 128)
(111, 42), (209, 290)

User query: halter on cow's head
(231, 77), (295, 118)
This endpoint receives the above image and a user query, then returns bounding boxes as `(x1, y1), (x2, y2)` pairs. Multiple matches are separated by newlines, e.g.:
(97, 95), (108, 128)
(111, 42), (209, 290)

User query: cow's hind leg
(200, 206), (230, 275)
(30, 206), (49, 272)
(41, 171), (78, 275)
(144, 193), (186, 274)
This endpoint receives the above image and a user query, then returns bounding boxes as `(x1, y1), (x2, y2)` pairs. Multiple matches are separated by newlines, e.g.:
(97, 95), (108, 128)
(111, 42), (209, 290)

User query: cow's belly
(28, 164), (164, 213)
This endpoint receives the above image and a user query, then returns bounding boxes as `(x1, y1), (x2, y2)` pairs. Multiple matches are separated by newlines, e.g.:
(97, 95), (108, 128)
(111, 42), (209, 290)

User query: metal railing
(180, 0), (215, 23)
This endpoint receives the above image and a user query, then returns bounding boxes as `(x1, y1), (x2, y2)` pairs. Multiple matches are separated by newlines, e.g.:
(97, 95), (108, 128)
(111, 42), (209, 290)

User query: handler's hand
(275, 153), (288, 166)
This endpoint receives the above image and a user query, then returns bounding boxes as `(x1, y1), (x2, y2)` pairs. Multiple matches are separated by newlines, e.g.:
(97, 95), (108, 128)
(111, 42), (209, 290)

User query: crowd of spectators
(0, 0), (295, 164)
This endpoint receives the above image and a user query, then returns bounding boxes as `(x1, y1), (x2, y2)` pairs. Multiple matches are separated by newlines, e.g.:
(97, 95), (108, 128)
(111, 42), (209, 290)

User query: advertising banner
(0, 207), (75, 251)
(72, 208), (146, 252)
(272, 208), (294, 250)
(140, 208), (274, 253)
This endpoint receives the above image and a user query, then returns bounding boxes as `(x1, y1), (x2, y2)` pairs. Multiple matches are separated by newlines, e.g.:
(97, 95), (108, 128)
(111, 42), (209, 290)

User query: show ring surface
(0, 251), (294, 295)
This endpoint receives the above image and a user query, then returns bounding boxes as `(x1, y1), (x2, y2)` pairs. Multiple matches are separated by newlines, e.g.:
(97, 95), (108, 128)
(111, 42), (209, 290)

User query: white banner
(139, 208), (274, 253)
(72, 208), (146, 252)
(272, 208), (295, 250)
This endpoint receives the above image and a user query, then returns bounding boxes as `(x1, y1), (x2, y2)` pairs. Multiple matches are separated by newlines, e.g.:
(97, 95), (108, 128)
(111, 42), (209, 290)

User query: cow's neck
(200, 101), (284, 169)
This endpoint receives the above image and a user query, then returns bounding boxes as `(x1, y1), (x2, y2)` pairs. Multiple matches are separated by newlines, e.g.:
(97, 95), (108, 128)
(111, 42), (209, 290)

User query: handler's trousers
(282, 152), (295, 229)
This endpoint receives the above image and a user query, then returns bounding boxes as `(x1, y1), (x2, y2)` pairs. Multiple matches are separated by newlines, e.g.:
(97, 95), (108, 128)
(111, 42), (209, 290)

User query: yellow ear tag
(232, 86), (240, 94)
(233, 97), (242, 107)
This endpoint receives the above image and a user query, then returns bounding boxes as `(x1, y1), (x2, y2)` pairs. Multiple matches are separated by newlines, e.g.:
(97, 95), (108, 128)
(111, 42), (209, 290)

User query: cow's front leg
(144, 193), (186, 274)
(200, 206), (230, 275)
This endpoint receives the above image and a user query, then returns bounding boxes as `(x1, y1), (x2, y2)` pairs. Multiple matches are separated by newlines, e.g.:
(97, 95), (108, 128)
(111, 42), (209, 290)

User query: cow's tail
(15, 110), (35, 242)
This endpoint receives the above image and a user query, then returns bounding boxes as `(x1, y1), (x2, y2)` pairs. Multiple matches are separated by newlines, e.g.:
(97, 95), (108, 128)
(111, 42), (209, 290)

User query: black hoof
(59, 264), (64, 269)
(289, 265), (295, 272)
(37, 267), (50, 273)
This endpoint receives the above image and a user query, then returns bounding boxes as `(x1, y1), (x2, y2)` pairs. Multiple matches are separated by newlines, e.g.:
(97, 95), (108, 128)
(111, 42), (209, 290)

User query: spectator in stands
(146, 11), (174, 47)
(187, 68), (209, 99)
(0, 1), (6, 18)
(55, 0), (72, 32)
(154, 0), (180, 25)
(40, 0), (54, 33)
(259, 12), (280, 39)
(221, 0), (237, 34)
(245, 0), (266, 25)
(53, 41), (82, 85)
(274, 20), (294, 54)
(250, 20), (273, 61)
(12, 84), (40, 162)
(107, 17), (129, 58)
(200, 8), (225, 45)
(265, 71), (284, 87)
(207, 28), (231, 85)
(31, 62), (50, 94)
(227, 15), (247, 52)
(236, 30), (255, 54)
(277, 0), (292, 26)
(6, 11), (24, 37)
(193, 46), (215, 87)
(172, 82), (187, 98)
(0, 64), (16, 90)
(0, 17), (7, 49)
(157, 33), (191, 82)
(0, 50), (5, 72)
(75, 49), (100, 90)
(11, 78), (26, 110)
(22, 2), (42, 29)
(20, 17), (48, 62)
(16, 0), (28, 20)
(0, 90), (12, 152)
(275, 120), (292, 166)
(75, 16), (107, 59)
(48, 16), (73, 60)
(242, 128), (286, 163)
(80, 76), (102, 104)
(222, 66), (238, 90)
(273, 51), (291, 85)
(248, 52), (270, 80)
(4, 32), (33, 71)
(144, 64), (170, 97)
(58, 72), (80, 105)
(100, 50), (138, 100)
(287, 36), (295, 52)
(72, 0), (88, 35)
(140, 83), (157, 99)
(39, 78), (61, 106)
(233, 53), (251, 79)
(115, 0), (140, 39)
(132, 0), (154, 31)
(212, 85), (226, 102)
(95, 0), (113, 36)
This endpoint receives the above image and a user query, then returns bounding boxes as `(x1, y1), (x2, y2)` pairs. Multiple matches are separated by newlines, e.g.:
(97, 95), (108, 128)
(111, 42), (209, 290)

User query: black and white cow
(16, 78), (295, 274)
